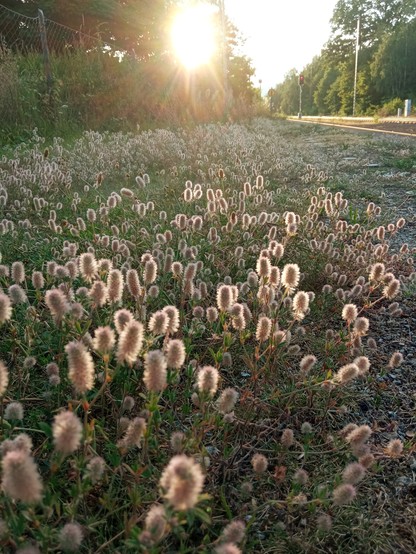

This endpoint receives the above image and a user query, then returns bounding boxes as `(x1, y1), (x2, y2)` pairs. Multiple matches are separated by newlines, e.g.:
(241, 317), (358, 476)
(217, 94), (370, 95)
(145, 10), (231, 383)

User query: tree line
(271, 0), (416, 116)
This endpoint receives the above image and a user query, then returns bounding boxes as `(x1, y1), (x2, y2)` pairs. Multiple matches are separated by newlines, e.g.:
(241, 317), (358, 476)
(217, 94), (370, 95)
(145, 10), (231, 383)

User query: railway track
(287, 116), (416, 138)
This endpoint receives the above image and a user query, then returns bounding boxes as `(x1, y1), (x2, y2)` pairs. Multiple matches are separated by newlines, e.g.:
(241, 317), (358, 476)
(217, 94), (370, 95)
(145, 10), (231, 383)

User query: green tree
(371, 18), (416, 100)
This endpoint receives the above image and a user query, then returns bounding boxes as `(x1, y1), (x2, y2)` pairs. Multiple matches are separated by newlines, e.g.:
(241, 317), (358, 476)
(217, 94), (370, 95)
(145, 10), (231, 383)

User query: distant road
(286, 116), (416, 137)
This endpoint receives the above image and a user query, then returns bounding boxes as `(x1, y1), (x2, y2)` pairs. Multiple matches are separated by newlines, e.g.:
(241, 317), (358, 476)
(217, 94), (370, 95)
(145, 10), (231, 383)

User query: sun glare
(171, 4), (217, 70)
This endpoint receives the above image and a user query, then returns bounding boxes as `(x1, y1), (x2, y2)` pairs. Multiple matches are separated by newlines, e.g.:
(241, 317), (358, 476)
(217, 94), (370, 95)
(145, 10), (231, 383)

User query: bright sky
(225, 0), (338, 92)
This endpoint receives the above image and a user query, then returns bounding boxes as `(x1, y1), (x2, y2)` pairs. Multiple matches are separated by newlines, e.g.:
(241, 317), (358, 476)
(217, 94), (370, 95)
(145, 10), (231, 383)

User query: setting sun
(171, 4), (217, 70)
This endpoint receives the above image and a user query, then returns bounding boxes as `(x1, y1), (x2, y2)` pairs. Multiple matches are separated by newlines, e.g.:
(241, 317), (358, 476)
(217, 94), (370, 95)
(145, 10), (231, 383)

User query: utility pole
(38, 9), (53, 99)
(208, 0), (230, 110)
(218, 0), (230, 109)
(353, 15), (360, 117)
(298, 74), (304, 118)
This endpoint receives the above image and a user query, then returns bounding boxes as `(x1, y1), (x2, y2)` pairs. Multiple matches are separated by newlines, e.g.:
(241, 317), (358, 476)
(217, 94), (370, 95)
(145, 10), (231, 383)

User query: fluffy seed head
(59, 522), (83, 553)
(117, 320), (144, 365)
(160, 455), (205, 510)
(162, 305), (180, 334)
(269, 266), (280, 287)
(2, 449), (43, 503)
(354, 317), (369, 336)
(93, 326), (115, 355)
(170, 431), (185, 453)
(31, 271), (44, 290)
(251, 453), (268, 474)
(8, 284), (27, 304)
(143, 258), (158, 284)
(385, 439), (403, 458)
(4, 402), (23, 420)
(221, 520), (245, 544)
(293, 468), (309, 485)
(53, 411), (83, 455)
(197, 365), (219, 396)
(342, 304), (358, 323)
(206, 306), (219, 323)
(388, 351), (403, 368)
(65, 341), (95, 394)
(0, 293), (12, 324)
(316, 513), (332, 532)
(354, 356), (370, 376)
(166, 339), (186, 369)
(143, 350), (167, 392)
(383, 278), (400, 299)
(293, 291), (309, 319)
(345, 425), (372, 445)
(256, 256), (271, 278)
(126, 269), (141, 299)
(144, 504), (167, 543)
(86, 456), (105, 484)
(184, 263), (197, 281)
(45, 289), (70, 324)
(148, 310), (169, 335)
(359, 453), (375, 469)
(301, 422), (313, 434)
(88, 281), (108, 308)
(299, 354), (317, 373)
(0, 361), (9, 396)
(342, 462), (366, 484)
(256, 316), (272, 342)
(281, 428), (294, 447)
(79, 253), (97, 282)
(335, 363), (359, 384)
(217, 285), (234, 311)
(333, 483), (356, 506)
(217, 388), (238, 414)
(114, 309), (134, 334)
(118, 417), (146, 450)
(281, 264), (300, 292)
(11, 261), (25, 283)
(171, 261), (183, 278)
(107, 269), (124, 303)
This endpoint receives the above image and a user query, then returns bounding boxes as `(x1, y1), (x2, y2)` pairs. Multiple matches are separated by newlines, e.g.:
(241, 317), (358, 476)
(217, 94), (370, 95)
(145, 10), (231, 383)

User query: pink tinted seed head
(143, 350), (167, 392)
(117, 320), (144, 365)
(159, 455), (205, 511)
(52, 410), (83, 455)
(2, 450), (43, 503)
(65, 340), (95, 394)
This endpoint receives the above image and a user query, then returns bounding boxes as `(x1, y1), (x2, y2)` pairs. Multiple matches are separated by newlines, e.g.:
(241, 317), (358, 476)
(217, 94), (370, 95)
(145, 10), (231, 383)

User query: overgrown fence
(0, 3), (122, 92)
(0, 3), (117, 52)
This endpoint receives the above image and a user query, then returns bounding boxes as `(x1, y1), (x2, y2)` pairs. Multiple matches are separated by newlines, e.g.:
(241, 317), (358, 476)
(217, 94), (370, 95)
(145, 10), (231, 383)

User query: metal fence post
(38, 9), (53, 98)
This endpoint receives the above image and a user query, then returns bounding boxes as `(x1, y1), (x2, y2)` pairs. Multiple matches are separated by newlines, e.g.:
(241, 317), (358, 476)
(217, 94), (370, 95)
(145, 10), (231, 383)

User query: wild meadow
(0, 119), (415, 553)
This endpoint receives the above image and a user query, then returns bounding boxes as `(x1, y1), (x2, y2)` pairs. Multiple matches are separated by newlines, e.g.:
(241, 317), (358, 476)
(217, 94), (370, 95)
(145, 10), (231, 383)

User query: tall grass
(0, 47), (263, 147)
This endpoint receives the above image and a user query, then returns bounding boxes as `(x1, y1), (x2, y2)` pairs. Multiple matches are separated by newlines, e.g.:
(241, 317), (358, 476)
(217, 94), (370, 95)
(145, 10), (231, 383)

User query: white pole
(219, 0), (229, 107)
(353, 15), (360, 117)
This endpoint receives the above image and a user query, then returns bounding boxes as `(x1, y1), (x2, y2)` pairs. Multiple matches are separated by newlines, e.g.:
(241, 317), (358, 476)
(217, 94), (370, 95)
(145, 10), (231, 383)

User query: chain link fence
(0, 3), (117, 53)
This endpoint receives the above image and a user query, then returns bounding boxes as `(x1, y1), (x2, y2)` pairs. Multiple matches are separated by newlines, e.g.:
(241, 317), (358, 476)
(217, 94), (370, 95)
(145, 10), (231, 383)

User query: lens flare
(171, 4), (217, 69)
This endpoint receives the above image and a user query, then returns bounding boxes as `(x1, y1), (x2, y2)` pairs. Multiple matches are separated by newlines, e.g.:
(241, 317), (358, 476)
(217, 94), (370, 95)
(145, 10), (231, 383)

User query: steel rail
(287, 119), (416, 138)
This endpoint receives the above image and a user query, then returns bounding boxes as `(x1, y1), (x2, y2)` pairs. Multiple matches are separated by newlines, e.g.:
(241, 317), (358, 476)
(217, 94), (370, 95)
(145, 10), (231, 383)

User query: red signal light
(299, 74), (304, 86)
